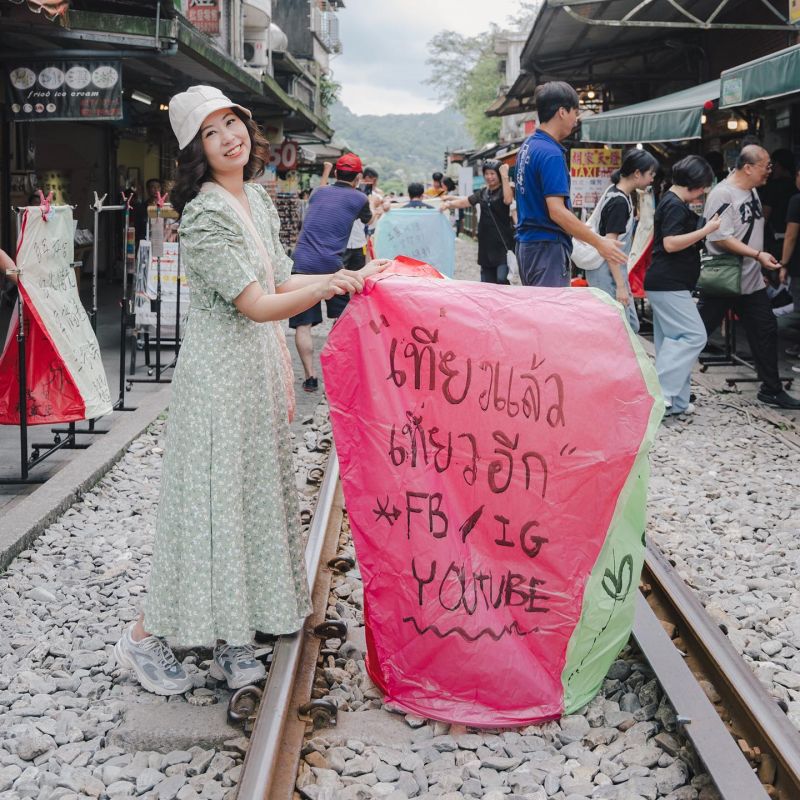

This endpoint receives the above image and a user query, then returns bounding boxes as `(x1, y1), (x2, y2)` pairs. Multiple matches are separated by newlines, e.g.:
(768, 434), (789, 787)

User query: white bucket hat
(169, 85), (252, 150)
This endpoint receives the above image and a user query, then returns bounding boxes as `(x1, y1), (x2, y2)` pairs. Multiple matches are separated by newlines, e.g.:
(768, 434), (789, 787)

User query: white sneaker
(676, 402), (696, 416)
(209, 643), (266, 690)
(114, 626), (192, 696)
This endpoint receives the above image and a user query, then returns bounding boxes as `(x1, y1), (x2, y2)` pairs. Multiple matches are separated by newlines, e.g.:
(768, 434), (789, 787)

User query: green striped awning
(580, 80), (720, 145)
(720, 45), (800, 108)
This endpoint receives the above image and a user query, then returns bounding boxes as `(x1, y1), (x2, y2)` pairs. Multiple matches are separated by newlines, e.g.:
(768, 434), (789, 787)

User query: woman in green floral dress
(114, 85), (388, 695)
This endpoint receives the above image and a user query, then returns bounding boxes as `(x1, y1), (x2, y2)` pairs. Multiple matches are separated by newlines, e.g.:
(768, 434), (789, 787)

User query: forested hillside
(329, 102), (473, 192)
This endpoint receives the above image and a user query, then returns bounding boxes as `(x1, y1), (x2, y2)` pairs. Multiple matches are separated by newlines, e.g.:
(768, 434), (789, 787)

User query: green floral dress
(145, 183), (312, 646)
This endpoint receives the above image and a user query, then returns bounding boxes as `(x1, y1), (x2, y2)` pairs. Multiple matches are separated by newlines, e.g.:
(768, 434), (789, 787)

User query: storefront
(719, 44), (800, 156)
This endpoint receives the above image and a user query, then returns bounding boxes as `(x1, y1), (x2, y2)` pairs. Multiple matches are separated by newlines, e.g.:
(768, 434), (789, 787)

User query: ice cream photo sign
(321, 259), (663, 726)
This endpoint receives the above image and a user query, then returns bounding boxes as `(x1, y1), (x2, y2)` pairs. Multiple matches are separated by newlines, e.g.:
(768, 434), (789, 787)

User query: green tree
(425, 29), (487, 106)
(424, 1), (540, 146)
(425, 27), (502, 146)
(457, 51), (502, 145)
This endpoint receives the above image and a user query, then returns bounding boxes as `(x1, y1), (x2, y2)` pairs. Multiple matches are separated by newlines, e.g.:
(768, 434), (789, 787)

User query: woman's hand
(615, 284), (631, 307)
(703, 213), (722, 236)
(499, 163), (510, 178)
(318, 270), (364, 301)
(359, 259), (393, 279)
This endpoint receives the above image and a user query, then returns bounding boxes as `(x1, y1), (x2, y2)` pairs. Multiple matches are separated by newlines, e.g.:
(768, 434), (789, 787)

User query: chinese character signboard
(791, 0), (800, 24)
(569, 148), (622, 209)
(187, 0), (220, 35)
(7, 62), (122, 122)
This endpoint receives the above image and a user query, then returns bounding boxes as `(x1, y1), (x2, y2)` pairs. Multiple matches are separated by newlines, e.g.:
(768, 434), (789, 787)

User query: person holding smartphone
(645, 156), (720, 416)
(700, 144), (800, 409)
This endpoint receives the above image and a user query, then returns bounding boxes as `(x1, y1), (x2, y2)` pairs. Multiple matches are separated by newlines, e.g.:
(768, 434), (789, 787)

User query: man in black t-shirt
(762, 149), (797, 258)
(779, 166), (800, 348)
(779, 166), (800, 281)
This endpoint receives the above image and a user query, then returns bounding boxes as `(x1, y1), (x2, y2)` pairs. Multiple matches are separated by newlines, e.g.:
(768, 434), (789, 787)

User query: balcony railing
(310, 6), (341, 54)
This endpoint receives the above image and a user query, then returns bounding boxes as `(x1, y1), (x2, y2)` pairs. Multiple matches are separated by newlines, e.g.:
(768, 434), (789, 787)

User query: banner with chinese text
(570, 148), (622, 209)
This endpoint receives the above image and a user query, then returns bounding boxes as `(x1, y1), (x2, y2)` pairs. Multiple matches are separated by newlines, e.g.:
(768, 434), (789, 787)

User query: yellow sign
(792, 0), (800, 23)
(569, 148), (622, 208)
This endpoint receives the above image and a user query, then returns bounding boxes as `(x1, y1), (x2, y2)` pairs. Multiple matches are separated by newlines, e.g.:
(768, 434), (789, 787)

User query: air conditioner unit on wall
(244, 28), (269, 67)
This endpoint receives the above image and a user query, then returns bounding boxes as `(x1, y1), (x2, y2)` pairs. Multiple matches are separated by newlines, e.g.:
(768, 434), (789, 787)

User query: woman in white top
(585, 149), (659, 332)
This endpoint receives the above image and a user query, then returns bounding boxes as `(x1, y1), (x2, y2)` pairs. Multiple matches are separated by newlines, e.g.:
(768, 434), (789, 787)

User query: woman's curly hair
(170, 109), (270, 214)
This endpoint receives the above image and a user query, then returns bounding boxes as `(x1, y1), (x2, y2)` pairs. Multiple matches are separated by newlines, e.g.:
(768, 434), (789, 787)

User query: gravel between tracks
(0, 403), (333, 800)
(651, 384), (800, 727)
(298, 512), (713, 800)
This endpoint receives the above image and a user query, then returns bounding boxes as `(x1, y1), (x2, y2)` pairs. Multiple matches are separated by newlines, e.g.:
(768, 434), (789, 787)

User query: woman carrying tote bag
(583, 149), (658, 332)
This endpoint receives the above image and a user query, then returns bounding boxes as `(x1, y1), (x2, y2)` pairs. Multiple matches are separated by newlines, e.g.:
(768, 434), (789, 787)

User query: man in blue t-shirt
(515, 82), (626, 287)
(290, 152), (374, 392)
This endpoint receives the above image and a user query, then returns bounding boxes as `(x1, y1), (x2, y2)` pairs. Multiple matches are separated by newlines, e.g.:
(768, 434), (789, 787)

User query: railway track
(230, 446), (800, 800)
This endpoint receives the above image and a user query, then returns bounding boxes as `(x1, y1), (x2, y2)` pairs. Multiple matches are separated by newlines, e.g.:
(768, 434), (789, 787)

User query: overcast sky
(334, 0), (525, 116)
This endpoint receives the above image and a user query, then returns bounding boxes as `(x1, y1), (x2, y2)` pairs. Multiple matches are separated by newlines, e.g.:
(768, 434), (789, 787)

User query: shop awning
(720, 44), (800, 108)
(580, 80), (720, 144)
(494, 1), (796, 119)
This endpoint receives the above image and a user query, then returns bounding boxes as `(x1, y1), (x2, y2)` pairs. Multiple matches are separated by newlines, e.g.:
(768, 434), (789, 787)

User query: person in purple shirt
(290, 152), (376, 392)
(514, 81), (626, 287)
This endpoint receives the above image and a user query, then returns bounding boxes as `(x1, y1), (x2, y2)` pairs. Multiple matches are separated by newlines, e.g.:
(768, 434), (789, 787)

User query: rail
(236, 449), (340, 800)
(639, 542), (800, 800)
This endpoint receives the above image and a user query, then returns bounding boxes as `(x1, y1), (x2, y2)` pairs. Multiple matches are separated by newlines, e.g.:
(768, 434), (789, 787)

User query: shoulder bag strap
(483, 190), (513, 252)
(742, 189), (760, 247)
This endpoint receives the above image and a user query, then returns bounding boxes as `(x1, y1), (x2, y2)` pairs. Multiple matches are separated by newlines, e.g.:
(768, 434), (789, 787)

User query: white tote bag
(571, 187), (633, 271)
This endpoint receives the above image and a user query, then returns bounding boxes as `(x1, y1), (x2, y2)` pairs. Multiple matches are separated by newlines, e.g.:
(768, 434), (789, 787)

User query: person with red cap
(289, 153), (376, 391)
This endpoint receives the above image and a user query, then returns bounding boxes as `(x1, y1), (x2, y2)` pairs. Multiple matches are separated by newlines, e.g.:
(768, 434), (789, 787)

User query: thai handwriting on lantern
(388, 325), (566, 425)
(389, 413), (548, 497)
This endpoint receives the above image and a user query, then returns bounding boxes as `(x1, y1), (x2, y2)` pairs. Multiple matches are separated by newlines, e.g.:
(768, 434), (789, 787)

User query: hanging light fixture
(587, 89), (596, 100)
(131, 90), (152, 106)
(727, 115), (738, 131)
(701, 114), (707, 124)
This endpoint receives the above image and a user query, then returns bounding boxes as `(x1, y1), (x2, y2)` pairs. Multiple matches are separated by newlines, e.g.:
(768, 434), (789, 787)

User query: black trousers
(697, 288), (780, 395)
